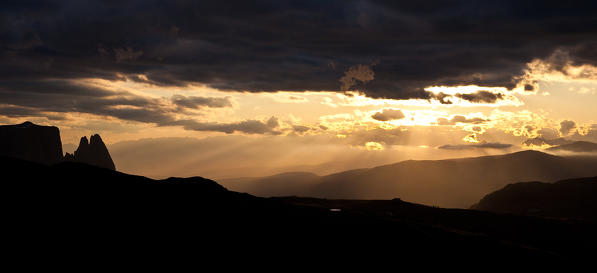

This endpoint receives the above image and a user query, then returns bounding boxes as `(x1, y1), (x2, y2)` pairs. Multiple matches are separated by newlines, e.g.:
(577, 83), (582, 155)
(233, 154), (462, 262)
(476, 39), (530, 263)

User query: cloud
(0, 105), (66, 120)
(114, 47), (144, 62)
(170, 117), (280, 135)
(522, 137), (571, 147)
(0, 79), (279, 135)
(559, 120), (577, 136)
(437, 116), (487, 125)
(340, 64), (376, 91)
(344, 127), (410, 146)
(454, 91), (504, 103)
(171, 95), (232, 109)
(292, 125), (311, 134)
(4, 1), (597, 99)
(438, 142), (513, 150)
(371, 109), (405, 121)
(429, 90), (507, 105)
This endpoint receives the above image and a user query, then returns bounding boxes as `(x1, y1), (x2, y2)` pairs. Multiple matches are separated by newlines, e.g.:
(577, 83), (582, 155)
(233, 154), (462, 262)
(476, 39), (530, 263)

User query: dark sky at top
(2, 0), (597, 100)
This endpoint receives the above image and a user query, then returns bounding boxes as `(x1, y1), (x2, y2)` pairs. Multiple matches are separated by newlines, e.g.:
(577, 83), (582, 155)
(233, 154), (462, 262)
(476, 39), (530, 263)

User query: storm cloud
(3, 0), (597, 101)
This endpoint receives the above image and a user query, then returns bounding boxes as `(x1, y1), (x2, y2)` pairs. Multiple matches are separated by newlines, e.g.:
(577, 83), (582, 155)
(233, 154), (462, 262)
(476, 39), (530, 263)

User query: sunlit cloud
(518, 49), (597, 92)
(365, 141), (384, 151)
(424, 85), (524, 106)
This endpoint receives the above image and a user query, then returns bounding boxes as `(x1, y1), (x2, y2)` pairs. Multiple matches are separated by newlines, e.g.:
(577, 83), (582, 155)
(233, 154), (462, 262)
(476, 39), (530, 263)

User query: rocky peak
(67, 134), (115, 170)
(79, 136), (89, 147)
(0, 121), (64, 165)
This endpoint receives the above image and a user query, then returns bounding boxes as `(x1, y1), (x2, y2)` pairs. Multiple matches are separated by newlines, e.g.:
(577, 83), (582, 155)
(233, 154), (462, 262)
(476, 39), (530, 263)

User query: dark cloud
(559, 120), (577, 136)
(437, 116), (487, 125)
(371, 109), (405, 121)
(0, 105), (66, 120)
(113, 47), (144, 62)
(454, 91), (504, 103)
(292, 125), (311, 134)
(522, 137), (571, 147)
(340, 63), (376, 91)
(345, 127), (411, 146)
(438, 143), (513, 150)
(170, 117), (281, 135)
(0, 79), (277, 134)
(171, 95), (232, 109)
(429, 90), (505, 104)
(3, 0), (597, 100)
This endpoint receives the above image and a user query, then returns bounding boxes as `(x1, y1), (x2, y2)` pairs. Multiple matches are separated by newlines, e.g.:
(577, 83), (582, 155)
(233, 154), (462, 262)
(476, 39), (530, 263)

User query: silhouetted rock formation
(471, 176), (597, 220)
(0, 121), (63, 165)
(65, 134), (115, 170)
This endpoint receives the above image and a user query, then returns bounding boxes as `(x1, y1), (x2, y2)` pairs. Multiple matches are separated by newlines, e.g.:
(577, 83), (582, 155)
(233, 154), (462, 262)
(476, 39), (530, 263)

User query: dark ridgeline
(1, 122), (596, 262)
(64, 134), (116, 170)
(0, 121), (63, 165)
(0, 121), (115, 170)
(3, 155), (596, 262)
(472, 176), (597, 220)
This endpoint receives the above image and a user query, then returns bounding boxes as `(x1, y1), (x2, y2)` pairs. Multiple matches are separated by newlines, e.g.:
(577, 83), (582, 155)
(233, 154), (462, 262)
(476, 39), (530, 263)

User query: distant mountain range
(0, 121), (115, 170)
(2, 155), (596, 260)
(222, 150), (597, 208)
(472, 176), (597, 220)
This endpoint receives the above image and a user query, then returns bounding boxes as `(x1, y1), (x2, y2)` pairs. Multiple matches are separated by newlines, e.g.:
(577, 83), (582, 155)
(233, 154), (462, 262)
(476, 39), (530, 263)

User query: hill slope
(3, 155), (597, 260)
(472, 176), (597, 220)
(222, 150), (597, 208)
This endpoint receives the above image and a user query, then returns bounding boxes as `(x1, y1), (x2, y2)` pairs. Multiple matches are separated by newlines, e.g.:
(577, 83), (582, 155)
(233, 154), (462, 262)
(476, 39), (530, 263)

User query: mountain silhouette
(3, 155), (596, 260)
(64, 134), (116, 170)
(0, 121), (116, 170)
(547, 141), (597, 153)
(222, 150), (597, 208)
(471, 176), (597, 220)
(0, 121), (63, 165)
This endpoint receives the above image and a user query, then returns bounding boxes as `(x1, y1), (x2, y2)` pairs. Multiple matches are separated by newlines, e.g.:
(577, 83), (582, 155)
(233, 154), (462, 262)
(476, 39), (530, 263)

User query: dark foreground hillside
(472, 176), (597, 220)
(2, 156), (596, 264)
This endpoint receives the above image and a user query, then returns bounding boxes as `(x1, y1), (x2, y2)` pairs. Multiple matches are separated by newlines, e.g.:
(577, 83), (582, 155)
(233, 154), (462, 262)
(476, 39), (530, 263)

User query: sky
(2, 0), (597, 179)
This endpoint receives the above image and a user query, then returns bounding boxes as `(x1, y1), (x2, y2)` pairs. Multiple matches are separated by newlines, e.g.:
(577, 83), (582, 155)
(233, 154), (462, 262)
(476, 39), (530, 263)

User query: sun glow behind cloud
(2, 53), (597, 154)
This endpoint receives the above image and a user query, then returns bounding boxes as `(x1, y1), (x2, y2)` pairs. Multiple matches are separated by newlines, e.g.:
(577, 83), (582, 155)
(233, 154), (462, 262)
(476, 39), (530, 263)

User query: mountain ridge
(472, 176), (597, 220)
(221, 150), (597, 208)
(3, 154), (596, 260)
(1, 121), (116, 170)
